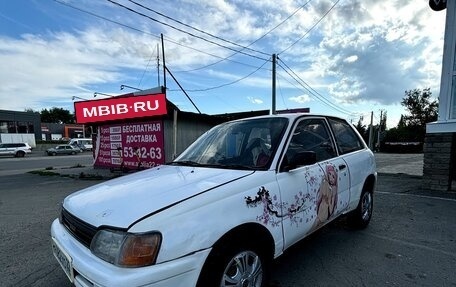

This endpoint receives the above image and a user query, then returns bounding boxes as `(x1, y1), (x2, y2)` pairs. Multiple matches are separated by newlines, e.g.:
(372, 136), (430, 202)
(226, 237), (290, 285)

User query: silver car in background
(46, 144), (82, 156)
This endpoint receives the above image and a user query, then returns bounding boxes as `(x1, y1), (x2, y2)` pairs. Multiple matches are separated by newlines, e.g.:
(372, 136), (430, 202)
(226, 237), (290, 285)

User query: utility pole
(368, 111), (374, 150)
(377, 110), (383, 151)
(272, 54), (276, 115)
(161, 34), (166, 89)
(157, 43), (160, 86)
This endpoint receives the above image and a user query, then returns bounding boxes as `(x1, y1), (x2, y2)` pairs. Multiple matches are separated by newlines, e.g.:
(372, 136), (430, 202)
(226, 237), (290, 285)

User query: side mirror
(283, 151), (317, 172)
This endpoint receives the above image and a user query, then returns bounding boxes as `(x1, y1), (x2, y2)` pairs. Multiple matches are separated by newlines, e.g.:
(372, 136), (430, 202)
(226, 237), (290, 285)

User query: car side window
(285, 118), (336, 163)
(328, 118), (364, 154)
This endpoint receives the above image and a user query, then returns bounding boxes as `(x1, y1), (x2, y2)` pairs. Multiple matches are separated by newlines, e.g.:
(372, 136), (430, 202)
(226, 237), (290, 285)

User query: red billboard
(74, 93), (167, 124)
(94, 120), (165, 169)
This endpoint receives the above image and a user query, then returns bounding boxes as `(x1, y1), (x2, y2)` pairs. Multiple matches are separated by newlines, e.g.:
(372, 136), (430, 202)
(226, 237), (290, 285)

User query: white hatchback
(51, 114), (376, 287)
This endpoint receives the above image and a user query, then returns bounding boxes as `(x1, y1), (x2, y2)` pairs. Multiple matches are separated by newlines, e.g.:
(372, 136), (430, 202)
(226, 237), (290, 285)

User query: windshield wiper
(170, 160), (205, 167)
(221, 164), (257, 170)
(170, 161), (257, 170)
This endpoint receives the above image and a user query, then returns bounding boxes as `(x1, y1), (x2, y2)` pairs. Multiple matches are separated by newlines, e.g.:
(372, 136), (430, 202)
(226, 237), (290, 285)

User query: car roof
(229, 113), (347, 123)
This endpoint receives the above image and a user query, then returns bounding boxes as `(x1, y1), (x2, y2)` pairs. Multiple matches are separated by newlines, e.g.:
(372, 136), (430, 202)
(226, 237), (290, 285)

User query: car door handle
(339, 164), (346, 170)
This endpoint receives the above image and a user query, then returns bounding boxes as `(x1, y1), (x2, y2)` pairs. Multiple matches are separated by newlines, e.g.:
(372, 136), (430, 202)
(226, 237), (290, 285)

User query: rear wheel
(197, 242), (269, 287)
(348, 189), (373, 229)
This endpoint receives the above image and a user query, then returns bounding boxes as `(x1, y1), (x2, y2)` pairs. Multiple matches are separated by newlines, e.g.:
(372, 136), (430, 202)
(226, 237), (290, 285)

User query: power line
(279, 0), (340, 55)
(278, 58), (359, 116)
(137, 45), (157, 88)
(167, 41), (271, 72)
(278, 60), (355, 115)
(55, 0), (158, 37)
(127, 0), (269, 57)
(169, 57), (271, 92)
(54, 0), (271, 71)
(106, 0), (269, 61)
(171, 0), (314, 73)
(276, 73), (288, 110)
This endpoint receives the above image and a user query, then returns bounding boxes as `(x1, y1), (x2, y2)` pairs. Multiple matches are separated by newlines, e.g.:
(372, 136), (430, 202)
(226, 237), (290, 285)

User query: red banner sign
(94, 120), (165, 169)
(74, 93), (167, 124)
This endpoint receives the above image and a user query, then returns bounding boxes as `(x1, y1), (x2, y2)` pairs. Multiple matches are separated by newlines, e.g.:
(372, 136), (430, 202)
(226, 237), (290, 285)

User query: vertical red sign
(94, 120), (165, 169)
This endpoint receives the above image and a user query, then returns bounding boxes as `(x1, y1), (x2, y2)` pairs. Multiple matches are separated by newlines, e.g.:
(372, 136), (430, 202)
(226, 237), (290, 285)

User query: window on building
(452, 75), (456, 119)
(7, 122), (17, 133)
(0, 122), (7, 133)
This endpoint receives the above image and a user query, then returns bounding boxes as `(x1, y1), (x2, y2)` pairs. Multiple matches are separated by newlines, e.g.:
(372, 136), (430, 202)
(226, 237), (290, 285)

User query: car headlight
(90, 229), (162, 267)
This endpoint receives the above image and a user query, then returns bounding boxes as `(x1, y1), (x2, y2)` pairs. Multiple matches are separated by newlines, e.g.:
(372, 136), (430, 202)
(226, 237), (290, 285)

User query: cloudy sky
(0, 0), (447, 127)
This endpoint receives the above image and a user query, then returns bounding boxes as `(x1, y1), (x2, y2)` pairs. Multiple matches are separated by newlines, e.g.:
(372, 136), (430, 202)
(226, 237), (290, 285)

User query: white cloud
(0, 0), (446, 122)
(248, 97), (263, 104)
(344, 55), (358, 63)
(289, 94), (311, 104)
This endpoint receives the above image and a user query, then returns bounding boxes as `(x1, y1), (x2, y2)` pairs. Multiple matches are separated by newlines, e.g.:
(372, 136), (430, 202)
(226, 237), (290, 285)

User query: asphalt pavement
(48, 152), (425, 178)
(2, 152), (455, 287)
(48, 152), (456, 200)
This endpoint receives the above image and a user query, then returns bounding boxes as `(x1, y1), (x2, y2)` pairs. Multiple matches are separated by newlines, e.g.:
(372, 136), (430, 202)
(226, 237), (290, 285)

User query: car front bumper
(51, 219), (210, 287)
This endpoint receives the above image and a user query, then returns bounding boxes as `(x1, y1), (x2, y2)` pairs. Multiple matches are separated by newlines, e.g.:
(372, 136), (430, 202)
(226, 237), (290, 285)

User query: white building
(425, 0), (456, 191)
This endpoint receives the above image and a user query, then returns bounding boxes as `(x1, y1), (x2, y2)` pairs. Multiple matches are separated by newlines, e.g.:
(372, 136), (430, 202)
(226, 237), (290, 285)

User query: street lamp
(93, 92), (114, 98)
(120, 84), (141, 91)
(72, 96), (88, 101)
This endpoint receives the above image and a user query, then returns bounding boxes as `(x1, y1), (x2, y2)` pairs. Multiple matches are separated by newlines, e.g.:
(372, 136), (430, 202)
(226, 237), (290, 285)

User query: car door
(6, 144), (15, 155)
(327, 117), (369, 208)
(65, 146), (73, 154)
(0, 144), (6, 155)
(56, 146), (64, 154)
(276, 117), (347, 248)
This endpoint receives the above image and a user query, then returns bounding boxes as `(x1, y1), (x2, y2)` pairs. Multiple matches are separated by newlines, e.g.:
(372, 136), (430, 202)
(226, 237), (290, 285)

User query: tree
(40, 107), (75, 124)
(401, 88), (438, 128)
(381, 88), (438, 152)
(400, 88), (438, 141)
(354, 117), (368, 142)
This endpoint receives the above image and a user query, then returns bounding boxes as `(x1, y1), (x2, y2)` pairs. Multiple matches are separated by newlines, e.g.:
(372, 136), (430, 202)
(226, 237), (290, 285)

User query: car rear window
(328, 118), (365, 154)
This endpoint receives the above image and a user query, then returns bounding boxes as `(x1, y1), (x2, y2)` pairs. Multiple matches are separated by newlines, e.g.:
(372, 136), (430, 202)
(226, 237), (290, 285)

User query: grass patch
(70, 163), (85, 168)
(78, 172), (103, 180)
(28, 170), (60, 176)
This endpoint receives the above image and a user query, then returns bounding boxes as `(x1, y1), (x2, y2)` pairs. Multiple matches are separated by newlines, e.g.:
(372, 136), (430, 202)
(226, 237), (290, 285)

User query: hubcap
(221, 251), (263, 287)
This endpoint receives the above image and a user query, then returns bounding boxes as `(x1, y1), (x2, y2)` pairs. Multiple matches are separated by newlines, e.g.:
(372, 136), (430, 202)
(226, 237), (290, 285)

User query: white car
(51, 114), (376, 287)
(0, 142), (32, 157)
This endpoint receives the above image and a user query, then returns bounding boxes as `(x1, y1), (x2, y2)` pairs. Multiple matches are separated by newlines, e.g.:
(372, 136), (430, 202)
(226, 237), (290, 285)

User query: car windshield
(173, 117), (288, 170)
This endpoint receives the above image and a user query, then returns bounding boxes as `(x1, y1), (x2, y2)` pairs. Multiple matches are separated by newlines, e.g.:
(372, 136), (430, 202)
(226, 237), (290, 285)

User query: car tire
(197, 241), (269, 287)
(348, 189), (373, 229)
(15, 151), (25, 157)
(52, 152), (57, 156)
(71, 151), (76, 155)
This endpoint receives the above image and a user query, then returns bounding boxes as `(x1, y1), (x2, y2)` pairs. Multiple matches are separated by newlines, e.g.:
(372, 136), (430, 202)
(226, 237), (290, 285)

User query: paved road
(0, 153), (93, 176)
(375, 153), (423, 176)
(2, 152), (455, 287)
(1, 170), (455, 287)
(0, 152), (426, 178)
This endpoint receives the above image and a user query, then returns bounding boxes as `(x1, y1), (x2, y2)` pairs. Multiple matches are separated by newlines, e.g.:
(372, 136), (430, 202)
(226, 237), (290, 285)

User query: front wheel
(197, 243), (269, 287)
(15, 151), (25, 157)
(348, 189), (373, 229)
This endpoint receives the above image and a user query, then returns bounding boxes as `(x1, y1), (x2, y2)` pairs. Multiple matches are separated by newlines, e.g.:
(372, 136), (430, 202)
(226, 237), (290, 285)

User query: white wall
(0, 133), (36, 148)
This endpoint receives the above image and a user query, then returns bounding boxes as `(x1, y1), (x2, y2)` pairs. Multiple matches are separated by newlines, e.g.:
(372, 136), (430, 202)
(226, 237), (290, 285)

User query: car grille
(61, 208), (97, 248)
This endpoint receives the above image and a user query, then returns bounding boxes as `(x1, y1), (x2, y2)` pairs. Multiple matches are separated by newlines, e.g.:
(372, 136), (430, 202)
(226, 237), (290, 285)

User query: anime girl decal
(245, 164), (339, 229)
(314, 164), (338, 227)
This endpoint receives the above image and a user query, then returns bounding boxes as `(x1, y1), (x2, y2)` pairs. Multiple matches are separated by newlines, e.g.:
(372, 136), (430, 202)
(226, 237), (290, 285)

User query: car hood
(63, 165), (254, 228)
